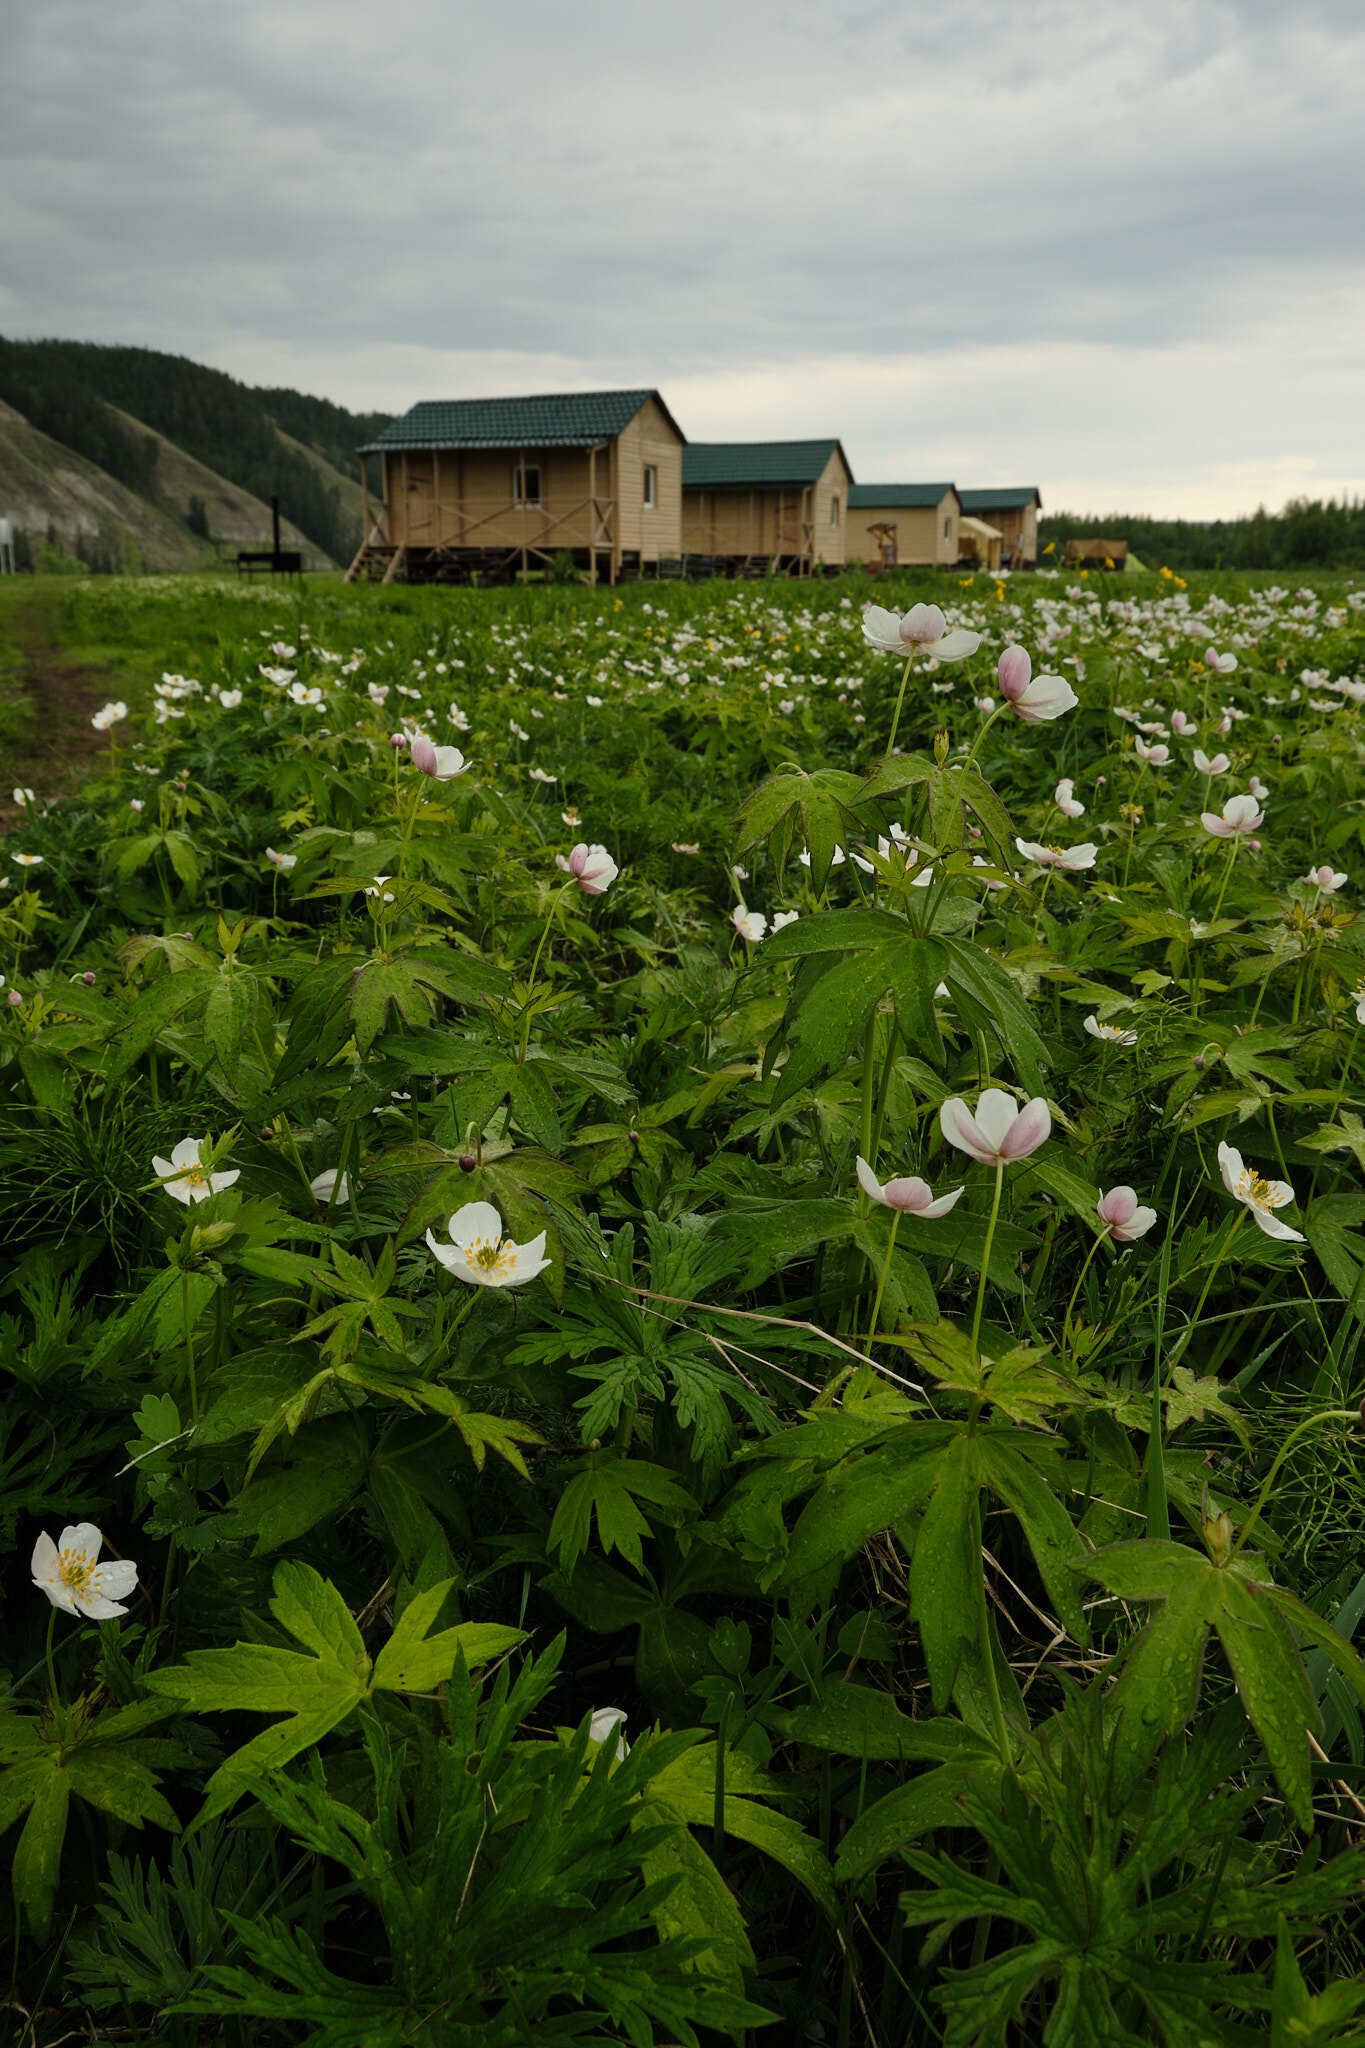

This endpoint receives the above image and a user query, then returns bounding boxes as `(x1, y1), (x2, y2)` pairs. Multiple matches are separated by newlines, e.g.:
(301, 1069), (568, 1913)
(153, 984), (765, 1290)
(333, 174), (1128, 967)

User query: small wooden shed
(846, 483), (960, 569)
(348, 389), (685, 584)
(681, 440), (852, 575)
(1064, 537), (1130, 569)
(958, 488), (1042, 567)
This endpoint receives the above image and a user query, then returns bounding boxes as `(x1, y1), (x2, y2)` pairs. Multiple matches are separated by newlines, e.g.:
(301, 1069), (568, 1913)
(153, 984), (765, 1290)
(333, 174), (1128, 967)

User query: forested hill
(0, 338), (389, 564)
(1039, 499), (1365, 572)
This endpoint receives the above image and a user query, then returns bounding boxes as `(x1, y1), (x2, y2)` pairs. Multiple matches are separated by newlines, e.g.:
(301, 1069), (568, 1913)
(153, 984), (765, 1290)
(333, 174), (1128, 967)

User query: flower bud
(459, 1152), (477, 1172)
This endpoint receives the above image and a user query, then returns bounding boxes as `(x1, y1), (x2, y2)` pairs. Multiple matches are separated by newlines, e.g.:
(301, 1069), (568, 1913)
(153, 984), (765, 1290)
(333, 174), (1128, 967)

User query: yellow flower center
(466, 1235), (515, 1276)
(1239, 1170), (1286, 1211)
(59, 1549), (94, 1592)
(183, 1166), (208, 1187)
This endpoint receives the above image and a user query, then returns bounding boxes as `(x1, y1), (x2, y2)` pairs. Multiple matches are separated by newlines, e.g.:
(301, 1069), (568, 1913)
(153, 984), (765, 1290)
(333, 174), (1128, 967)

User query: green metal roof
(361, 389), (680, 454)
(682, 440), (851, 490)
(848, 482), (957, 509)
(959, 487), (1042, 511)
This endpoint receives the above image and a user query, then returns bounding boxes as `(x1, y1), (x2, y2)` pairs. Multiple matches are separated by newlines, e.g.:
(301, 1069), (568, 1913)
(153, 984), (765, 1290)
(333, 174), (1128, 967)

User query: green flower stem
(182, 1270), (199, 1426)
(884, 653), (915, 757)
(44, 1606), (60, 1714)
(867, 1012), (902, 1170)
(958, 702), (1006, 785)
(970, 1159), (1006, 1368)
(1163, 1209), (1246, 1384)
(859, 1011), (879, 1169)
(1208, 834), (1241, 926)
(866, 1211), (902, 1341)
(1061, 1228), (1107, 1351)
(1227, 1407), (1360, 1564)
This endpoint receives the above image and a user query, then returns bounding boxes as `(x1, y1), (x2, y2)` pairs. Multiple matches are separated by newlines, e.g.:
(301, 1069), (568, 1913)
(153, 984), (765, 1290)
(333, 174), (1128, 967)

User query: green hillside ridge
(0, 395), (213, 573)
(103, 404), (335, 566)
(0, 339), (387, 564)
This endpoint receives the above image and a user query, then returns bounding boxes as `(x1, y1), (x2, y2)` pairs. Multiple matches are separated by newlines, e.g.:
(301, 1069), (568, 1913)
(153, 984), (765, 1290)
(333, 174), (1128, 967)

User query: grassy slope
(0, 398), (211, 573)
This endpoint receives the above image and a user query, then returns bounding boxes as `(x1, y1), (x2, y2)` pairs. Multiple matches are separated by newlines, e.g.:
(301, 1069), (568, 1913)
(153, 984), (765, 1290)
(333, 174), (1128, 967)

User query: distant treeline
(0, 338), (389, 564)
(250, 385), (391, 486)
(1039, 499), (1365, 572)
(0, 338), (162, 499)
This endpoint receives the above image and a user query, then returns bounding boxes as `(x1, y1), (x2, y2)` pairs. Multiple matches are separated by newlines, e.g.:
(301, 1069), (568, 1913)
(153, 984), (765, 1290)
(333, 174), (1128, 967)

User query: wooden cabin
(958, 488), (1042, 568)
(681, 441), (852, 575)
(1064, 538), (1130, 569)
(348, 389), (685, 584)
(958, 516), (1004, 573)
(846, 483), (960, 569)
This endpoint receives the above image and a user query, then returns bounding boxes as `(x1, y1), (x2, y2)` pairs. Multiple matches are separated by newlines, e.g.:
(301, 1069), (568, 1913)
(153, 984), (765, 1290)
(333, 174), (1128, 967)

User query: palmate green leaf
(548, 1456), (698, 1575)
(144, 1560), (523, 1823)
(861, 753), (1017, 866)
(912, 1433), (986, 1710)
(349, 956), (440, 1053)
(646, 1743), (837, 1918)
(939, 935), (1052, 1095)
(732, 762), (867, 888)
(370, 1581), (522, 1692)
(978, 1435), (1090, 1644)
(631, 1806), (754, 1994)
(1078, 1538), (1365, 1825)
(780, 1430), (950, 1585)
(836, 1761), (989, 1883)
(0, 1698), (182, 1933)
(775, 1683), (987, 1764)
(760, 907), (946, 1101)
(905, 1321), (1088, 1425)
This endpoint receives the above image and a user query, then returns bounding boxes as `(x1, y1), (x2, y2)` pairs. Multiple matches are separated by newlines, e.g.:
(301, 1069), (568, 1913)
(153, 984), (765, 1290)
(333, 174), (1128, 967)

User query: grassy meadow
(3, 561), (1365, 2045)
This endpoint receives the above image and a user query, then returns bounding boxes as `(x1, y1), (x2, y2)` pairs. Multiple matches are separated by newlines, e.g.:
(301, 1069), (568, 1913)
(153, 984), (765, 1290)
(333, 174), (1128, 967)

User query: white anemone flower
(1216, 1141), (1304, 1242)
(410, 734), (470, 780)
(586, 1706), (630, 1759)
(731, 904), (767, 942)
(861, 602), (981, 663)
(310, 1168), (351, 1206)
(940, 1089), (1051, 1167)
(855, 1157), (963, 1216)
(1305, 864), (1347, 894)
(91, 700), (128, 730)
(152, 1137), (241, 1204)
(1192, 749), (1231, 776)
(426, 1201), (550, 1288)
(1054, 778), (1085, 819)
(556, 843), (619, 895)
(32, 1524), (138, 1620)
(1084, 1015), (1137, 1046)
(265, 847), (297, 871)
(1014, 838), (1097, 871)
(1201, 794), (1264, 838)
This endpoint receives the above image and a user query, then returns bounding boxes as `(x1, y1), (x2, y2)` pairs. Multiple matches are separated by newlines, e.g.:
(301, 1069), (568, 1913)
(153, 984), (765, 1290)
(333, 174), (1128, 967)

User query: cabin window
(643, 465), (657, 510)
(513, 463), (542, 508)
(944, 517), (952, 539)
(830, 496), (840, 528)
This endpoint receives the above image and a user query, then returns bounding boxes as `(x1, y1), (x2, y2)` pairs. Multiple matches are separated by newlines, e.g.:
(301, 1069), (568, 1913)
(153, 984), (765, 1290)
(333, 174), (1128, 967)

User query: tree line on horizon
(1039, 497), (1365, 572)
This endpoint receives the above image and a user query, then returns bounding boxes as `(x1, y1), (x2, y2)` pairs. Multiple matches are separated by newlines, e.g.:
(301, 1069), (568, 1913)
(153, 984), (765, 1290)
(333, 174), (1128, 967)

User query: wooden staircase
(344, 542), (406, 584)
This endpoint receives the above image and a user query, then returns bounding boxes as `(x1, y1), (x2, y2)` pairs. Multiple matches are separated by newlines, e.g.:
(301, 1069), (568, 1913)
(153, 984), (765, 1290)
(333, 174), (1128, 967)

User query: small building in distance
(958, 488), (1042, 567)
(348, 389), (685, 584)
(1065, 537), (1130, 569)
(846, 483), (960, 569)
(681, 440), (852, 575)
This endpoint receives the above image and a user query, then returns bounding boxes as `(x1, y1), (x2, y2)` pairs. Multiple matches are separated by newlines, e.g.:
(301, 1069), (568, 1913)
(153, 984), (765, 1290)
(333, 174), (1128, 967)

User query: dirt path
(0, 584), (121, 827)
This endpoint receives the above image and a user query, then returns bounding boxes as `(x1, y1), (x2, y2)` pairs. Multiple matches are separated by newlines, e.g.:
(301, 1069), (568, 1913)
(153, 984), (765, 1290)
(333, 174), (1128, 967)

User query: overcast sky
(4, 0), (1362, 517)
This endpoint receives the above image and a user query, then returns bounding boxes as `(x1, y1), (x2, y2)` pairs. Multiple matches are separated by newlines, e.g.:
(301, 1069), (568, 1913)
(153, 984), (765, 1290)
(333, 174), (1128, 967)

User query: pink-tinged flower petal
(856, 1156), (886, 1203)
(1201, 812), (1232, 837)
(1096, 1186), (1157, 1241)
(971, 1088), (1021, 1154)
(997, 645), (1032, 698)
(410, 733), (438, 775)
(929, 627), (983, 663)
(861, 604), (906, 651)
(999, 1096), (1051, 1160)
(939, 1096), (995, 1164)
(1011, 673), (1078, 723)
(900, 602), (947, 645)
